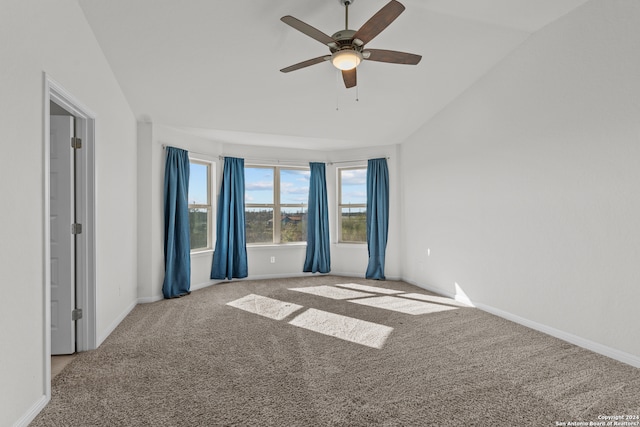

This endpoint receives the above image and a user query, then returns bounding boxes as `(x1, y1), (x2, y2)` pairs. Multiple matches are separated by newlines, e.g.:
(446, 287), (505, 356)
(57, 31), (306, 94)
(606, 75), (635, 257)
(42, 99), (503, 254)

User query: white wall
(137, 122), (156, 300)
(400, 0), (640, 364)
(0, 1), (138, 425)
(137, 125), (402, 300)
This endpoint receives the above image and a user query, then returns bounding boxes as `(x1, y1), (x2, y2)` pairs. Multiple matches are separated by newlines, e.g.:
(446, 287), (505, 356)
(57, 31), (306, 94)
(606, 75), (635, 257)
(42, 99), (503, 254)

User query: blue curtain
(211, 157), (248, 280)
(163, 147), (191, 298)
(303, 162), (331, 273)
(365, 158), (389, 280)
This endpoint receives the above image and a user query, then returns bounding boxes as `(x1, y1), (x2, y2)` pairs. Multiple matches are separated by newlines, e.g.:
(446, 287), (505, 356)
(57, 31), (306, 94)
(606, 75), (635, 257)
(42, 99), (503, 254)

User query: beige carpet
(32, 276), (640, 426)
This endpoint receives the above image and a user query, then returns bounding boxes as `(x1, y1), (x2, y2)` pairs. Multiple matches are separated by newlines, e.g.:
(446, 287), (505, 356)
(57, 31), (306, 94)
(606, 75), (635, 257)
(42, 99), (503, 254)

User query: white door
(50, 115), (76, 355)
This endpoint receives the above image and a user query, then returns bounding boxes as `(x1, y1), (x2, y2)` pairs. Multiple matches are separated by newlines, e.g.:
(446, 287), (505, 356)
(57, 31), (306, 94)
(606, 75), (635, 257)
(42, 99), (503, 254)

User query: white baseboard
(137, 283), (217, 303)
(12, 395), (48, 427)
(191, 271), (395, 285)
(97, 300), (137, 347)
(475, 302), (640, 368)
(403, 278), (464, 303)
(137, 276), (289, 301)
(336, 273), (403, 282)
(328, 270), (363, 279)
(404, 278), (640, 369)
(137, 284), (214, 303)
(245, 272), (316, 281)
(191, 279), (222, 291)
(194, 272), (402, 284)
(142, 272), (389, 301)
(137, 295), (163, 304)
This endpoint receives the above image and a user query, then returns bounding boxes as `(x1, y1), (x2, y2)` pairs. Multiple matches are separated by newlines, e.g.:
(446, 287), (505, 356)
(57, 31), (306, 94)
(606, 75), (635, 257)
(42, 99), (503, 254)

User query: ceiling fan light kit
(280, 0), (421, 89)
(332, 50), (362, 71)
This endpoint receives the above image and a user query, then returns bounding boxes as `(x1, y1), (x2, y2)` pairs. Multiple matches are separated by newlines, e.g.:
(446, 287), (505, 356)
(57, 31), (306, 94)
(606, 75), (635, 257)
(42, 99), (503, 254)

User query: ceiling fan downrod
(341, 0), (353, 30)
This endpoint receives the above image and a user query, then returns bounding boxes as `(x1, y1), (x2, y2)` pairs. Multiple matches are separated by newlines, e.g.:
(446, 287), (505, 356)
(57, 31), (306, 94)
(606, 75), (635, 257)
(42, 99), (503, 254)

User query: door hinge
(71, 137), (82, 149)
(71, 223), (82, 234)
(72, 308), (83, 321)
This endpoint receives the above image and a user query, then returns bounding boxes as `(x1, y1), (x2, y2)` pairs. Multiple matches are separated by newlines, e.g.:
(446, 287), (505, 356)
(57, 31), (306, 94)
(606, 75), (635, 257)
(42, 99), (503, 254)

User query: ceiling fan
(280, 0), (421, 89)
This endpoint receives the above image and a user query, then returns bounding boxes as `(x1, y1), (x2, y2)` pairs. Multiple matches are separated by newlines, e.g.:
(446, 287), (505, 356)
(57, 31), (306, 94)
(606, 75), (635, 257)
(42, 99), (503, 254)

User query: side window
(188, 160), (212, 251)
(245, 166), (309, 244)
(338, 167), (367, 243)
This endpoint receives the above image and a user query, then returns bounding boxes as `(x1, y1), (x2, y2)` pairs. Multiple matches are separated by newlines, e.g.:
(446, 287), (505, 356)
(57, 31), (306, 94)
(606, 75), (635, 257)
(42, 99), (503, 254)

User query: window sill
(247, 243), (307, 249)
(190, 249), (214, 257)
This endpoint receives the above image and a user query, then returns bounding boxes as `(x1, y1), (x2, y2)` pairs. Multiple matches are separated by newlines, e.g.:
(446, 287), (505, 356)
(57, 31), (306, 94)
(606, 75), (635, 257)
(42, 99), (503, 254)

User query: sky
(188, 164), (367, 206)
(245, 167), (310, 205)
(188, 162), (208, 205)
(339, 168), (366, 205)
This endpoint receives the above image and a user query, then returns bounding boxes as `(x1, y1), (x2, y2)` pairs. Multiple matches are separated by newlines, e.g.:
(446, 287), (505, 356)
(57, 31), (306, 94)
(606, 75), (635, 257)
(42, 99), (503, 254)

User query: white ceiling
(77, 0), (588, 151)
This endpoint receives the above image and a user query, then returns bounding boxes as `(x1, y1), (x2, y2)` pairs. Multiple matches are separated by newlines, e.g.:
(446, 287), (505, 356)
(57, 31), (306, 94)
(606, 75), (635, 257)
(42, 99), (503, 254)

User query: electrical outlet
(270, 256), (275, 263)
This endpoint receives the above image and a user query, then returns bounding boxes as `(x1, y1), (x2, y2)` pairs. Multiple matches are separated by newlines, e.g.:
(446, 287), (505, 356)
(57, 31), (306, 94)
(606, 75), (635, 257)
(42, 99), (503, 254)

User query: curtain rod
(218, 156), (390, 166)
(218, 156), (310, 167)
(162, 146), (309, 166)
(162, 144), (215, 159)
(329, 156), (390, 165)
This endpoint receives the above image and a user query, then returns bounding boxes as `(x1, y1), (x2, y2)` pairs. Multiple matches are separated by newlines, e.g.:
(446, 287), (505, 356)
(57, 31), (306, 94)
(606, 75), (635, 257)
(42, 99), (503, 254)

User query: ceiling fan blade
(281, 15), (335, 46)
(280, 56), (329, 73)
(353, 0), (405, 46)
(364, 49), (421, 65)
(342, 68), (357, 88)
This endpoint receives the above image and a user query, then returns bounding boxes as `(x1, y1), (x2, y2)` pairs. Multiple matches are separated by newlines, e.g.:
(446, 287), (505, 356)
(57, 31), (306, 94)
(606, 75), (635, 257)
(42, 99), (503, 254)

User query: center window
(338, 166), (367, 243)
(245, 166), (310, 244)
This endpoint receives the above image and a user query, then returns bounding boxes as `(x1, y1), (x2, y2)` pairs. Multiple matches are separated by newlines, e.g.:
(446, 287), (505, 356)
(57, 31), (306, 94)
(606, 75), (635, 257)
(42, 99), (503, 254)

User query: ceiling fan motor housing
(330, 30), (365, 59)
(331, 29), (356, 41)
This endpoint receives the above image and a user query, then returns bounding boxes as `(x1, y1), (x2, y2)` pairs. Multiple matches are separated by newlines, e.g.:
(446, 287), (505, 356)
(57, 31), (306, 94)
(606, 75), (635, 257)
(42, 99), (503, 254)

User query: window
(188, 160), (213, 251)
(338, 167), (367, 243)
(245, 166), (309, 244)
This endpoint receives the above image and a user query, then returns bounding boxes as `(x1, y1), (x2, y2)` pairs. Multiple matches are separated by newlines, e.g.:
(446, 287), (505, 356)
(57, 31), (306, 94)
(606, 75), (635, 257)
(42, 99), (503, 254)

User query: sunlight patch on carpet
(289, 308), (393, 349)
(348, 296), (459, 315)
(334, 283), (404, 294)
(289, 285), (374, 300)
(226, 294), (303, 320)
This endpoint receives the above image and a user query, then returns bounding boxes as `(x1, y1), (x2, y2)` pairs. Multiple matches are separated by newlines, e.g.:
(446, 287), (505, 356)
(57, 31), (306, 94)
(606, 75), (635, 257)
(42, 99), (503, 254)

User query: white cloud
(341, 169), (366, 185)
(245, 181), (273, 191)
(281, 181), (308, 195)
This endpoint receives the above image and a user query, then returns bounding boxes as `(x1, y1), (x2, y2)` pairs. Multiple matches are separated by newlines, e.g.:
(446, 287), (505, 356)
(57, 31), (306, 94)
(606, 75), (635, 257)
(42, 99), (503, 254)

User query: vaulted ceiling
(78, 0), (588, 151)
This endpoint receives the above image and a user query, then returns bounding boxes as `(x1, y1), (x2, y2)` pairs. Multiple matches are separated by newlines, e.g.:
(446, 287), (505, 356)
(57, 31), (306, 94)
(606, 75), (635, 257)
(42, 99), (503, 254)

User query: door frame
(43, 74), (97, 398)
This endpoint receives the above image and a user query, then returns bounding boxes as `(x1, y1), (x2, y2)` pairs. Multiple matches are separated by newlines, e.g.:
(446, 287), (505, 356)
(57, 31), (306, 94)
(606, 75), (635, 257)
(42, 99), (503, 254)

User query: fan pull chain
(356, 85), (359, 102)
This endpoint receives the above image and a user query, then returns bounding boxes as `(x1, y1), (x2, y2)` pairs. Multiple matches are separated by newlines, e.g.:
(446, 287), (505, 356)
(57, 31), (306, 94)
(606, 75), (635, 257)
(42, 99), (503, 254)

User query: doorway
(44, 75), (96, 397)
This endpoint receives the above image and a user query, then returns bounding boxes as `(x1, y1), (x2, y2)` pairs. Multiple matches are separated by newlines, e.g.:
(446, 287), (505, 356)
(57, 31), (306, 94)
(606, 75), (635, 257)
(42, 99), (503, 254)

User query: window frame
(337, 165), (367, 244)
(245, 165), (309, 245)
(188, 158), (214, 253)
